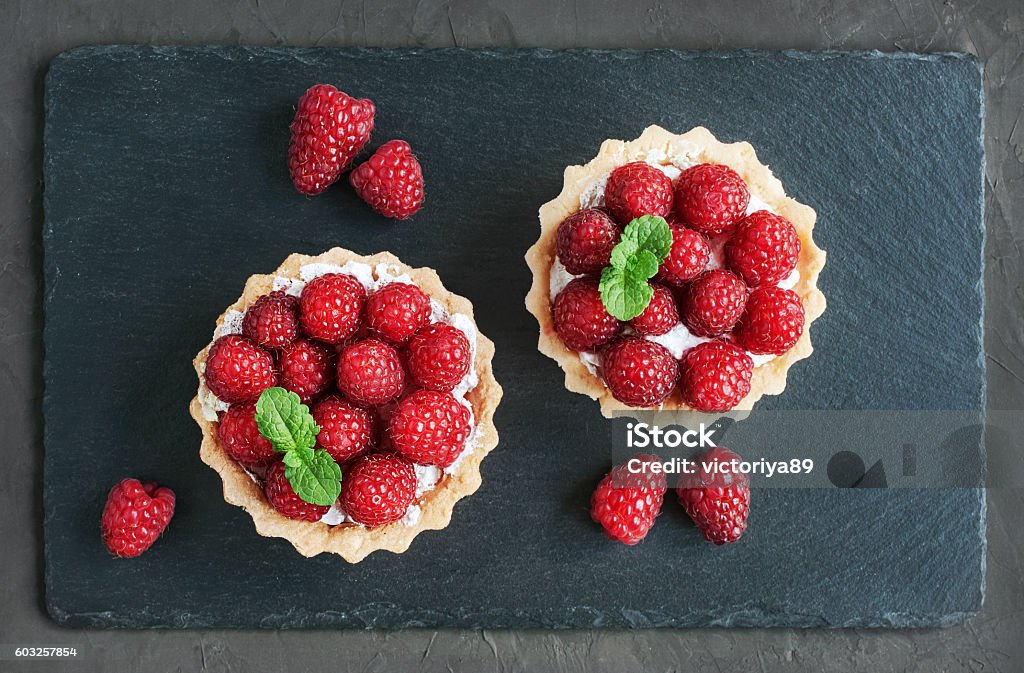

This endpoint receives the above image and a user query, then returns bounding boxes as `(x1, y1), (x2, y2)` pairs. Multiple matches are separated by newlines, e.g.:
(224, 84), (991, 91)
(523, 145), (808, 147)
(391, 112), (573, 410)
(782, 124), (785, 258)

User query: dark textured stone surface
(42, 46), (984, 630)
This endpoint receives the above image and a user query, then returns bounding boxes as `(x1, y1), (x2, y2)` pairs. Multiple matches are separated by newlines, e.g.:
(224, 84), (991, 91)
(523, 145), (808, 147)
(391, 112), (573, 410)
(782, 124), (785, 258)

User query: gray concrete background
(1, 1), (1021, 671)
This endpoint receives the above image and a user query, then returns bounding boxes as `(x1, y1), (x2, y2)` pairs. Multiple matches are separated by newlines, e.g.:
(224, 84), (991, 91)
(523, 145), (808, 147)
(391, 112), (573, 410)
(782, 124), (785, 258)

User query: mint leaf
(283, 446), (342, 506)
(254, 387), (319, 453)
(620, 215), (673, 261)
(599, 216), (673, 320)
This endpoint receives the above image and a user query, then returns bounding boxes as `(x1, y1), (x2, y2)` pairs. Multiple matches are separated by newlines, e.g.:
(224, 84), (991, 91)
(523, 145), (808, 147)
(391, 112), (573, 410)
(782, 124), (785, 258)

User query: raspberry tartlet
(190, 248), (501, 561)
(526, 126), (826, 417)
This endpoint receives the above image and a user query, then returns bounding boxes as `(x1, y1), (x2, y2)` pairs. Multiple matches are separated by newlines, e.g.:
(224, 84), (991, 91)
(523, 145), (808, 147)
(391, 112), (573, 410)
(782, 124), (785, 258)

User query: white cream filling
(555, 155), (800, 379)
(200, 261), (483, 528)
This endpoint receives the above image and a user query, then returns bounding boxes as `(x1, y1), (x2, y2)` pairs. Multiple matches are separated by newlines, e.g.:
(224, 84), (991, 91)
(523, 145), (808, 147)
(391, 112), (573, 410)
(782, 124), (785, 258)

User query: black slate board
(43, 47), (985, 629)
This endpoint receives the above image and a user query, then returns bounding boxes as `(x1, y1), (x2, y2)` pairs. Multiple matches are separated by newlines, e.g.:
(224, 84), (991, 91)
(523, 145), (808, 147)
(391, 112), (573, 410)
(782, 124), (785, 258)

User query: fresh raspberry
(389, 390), (472, 467)
(241, 291), (300, 349)
(339, 453), (417, 527)
(590, 454), (667, 545)
(277, 338), (334, 404)
(656, 222), (711, 286)
(673, 163), (750, 236)
(601, 336), (679, 408)
(264, 460), (331, 521)
(365, 282), (431, 345)
(204, 335), (276, 404)
(406, 323), (472, 392)
(681, 269), (749, 337)
(336, 338), (405, 406)
(556, 208), (622, 275)
(299, 273), (366, 344)
(348, 140), (425, 219)
(288, 84), (375, 195)
(218, 402), (277, 467)
(677, 446), (750, 545)
(101, 479), (175, 558)
(629, 284), (678, 336)
(311, 396), (376, 464)
(725, 210), (801, 287)
(679, 340), (754, 412)
(603, 162), (674, 225)
(552, 277), (622, 351)
(733, 286), (805, 355)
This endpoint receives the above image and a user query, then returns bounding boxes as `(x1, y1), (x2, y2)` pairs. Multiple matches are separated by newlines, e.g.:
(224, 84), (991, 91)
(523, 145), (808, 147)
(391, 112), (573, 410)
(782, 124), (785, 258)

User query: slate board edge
(39, 46), (987, 631)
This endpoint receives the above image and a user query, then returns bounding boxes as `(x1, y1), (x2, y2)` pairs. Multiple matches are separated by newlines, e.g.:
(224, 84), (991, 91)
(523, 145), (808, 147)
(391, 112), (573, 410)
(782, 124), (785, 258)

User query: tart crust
(525, 125), (826, 419)
(190, 247), (502, 561)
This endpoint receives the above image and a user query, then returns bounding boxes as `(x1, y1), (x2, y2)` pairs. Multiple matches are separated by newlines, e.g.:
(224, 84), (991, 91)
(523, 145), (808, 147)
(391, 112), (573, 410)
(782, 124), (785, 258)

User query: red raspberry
(677, 446), (750, 545)
(673, 163), (750, 235)
(349, 140), (425, 219)
(681, 269), (749, 337)
(556, 208), (622, 275)
(288, 84), (375, 195)
(733, 286), (805, 355)
(601, 336), (679, 408)
(339, 453), (417, 527)
(725, 211), (801, 287)
(590, 454), (667, 545)
(552, 277), (622, 351)
(679, 340), (754, 412)
(264, 460), (331, 522)
(628, 284), (678, 336)
(218, 402), (277, 467)
(277, 338), (334, 404)
(365, 282), (431, 345)
(204, 335), (276, 404)
(389, 390), (472, 467)
(656, 222), (711, 286)
(299, 273), (366, 344)
(336, 338), (405, 406)
(406, 323), (472, 392)
(101, 479), (176, 558)
(603, 162), (674, 225)
(311, 396), (376, 464)
(241, 291), (300, 349)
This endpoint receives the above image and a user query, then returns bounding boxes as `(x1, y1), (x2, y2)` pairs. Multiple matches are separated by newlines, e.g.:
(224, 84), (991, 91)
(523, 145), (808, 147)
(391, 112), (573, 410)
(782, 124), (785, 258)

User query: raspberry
(311, 396), (376, 464)
(552, 277), (622, 351)
(677, 446), (750, 545)
(590, 454), (667, 545)
(288, 84), (375, 195)
(365, 282), (431, 345)
(339, 453), (417, 527)
(681, 269), (749, 337)
(725, 210), (801, 287)
(299, 273), (366, 344)
(241, 291), (300, 349)
(673, 163), (750, 235)
(218, 402), (277, 467)
(628, 284), (678, 336)
(101, 479), (175, 558)
(603, 162), (674, 225)
(336, 338), (405, 406)
(277, 338), (334, 404)
(601, 336), (679, 408)
(656, 222), (711, 286)
(348, 140), (425, 219)
(264, 460), (331, 522)
(733, 286), (805, 355)
(406, 323), (472, 392)
(204, 335), (276, 404)
(389, 390), (472, 467)
(556, 208), (621, 275)
(679, 340), (754, 412)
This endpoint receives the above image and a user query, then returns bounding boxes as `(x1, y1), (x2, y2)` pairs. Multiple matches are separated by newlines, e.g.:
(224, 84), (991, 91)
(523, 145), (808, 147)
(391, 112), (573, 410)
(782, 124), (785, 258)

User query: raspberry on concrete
(101, 478), (176, 558)
(590, 454), (667, 545)
(288, 84), (375, 195)
(677, 446), (750, 545)
(349, 140), (425, 219)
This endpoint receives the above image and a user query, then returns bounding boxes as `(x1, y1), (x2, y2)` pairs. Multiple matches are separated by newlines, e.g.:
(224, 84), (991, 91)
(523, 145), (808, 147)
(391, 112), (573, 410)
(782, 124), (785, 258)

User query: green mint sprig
(599, 215), (674, 320)
(254, 387), (341, 507)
